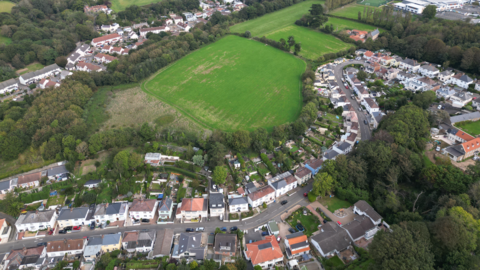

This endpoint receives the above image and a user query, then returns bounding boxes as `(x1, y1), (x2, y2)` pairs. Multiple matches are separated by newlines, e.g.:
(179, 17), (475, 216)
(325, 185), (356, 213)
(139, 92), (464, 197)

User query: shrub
(308, 192), (316, 202)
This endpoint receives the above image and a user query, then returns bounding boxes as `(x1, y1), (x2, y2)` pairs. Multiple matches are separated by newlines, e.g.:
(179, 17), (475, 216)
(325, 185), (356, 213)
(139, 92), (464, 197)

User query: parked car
(364, 120), (368, 125)
(277, 236), (281, 243)
(196, 227), (205, 232)
(230, 226), (238, 232)
(186, 228), (194, 232)
(90, 222), (95, 230)
(58, 230), (67, 234)
(436, 146), (441, 151)
(261, 231), (269, 236)
(64, 226), (73, 231)
(296, 224), (305, 232)
(303, 192), (308, 197)
(220, 227), (227, 232)
(73, 226), (81, 230)
(281, 200), (288, 205)
(48, 229), (54, 235)
(141, 219), (150, 223)
(288, 228), (296, 233)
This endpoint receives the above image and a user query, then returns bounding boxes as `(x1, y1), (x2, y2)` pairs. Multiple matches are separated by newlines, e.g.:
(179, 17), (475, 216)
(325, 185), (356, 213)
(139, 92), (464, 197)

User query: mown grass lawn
(18, 62), (44, 75)
(318, 197), (352, 212)
(110, 0), (162, 12)
(288, 209), (320, 236)
(329, 4), (381, 20)
(455, 120), (480, 136)
(46, 195), (66, 208)
(143, 35), (305, 132)
(326, 17), (381, 32)
(230, 0), (350, 60)
(0, 1), (15, 13)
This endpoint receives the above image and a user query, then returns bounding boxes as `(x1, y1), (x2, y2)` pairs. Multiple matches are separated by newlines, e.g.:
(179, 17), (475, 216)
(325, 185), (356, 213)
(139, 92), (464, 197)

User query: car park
(186, 228), (194, 232)
(288, 228), (296, 233)
(230, 226), (238, 231)
(196, 227), (205, 232)
(296, 224), (305, 232)
(281, 200), (288, 205)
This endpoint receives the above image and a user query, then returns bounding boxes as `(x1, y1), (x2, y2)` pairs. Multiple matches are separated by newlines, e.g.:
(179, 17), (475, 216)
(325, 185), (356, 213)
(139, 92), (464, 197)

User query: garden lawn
(326, 17), (381, 31)
(230, 0), (350, 60)
(110, 0), (162, 12)
(143, 35), (305, 131)
(455, 120), (480, 136)
(318, 197), (352, 212)
(329, 4), (381, 20)
(0, 1), (15, 13)
(288, 210), (320, 236)
(46, 195), (66, 208)
(18, 62), (44, 75)
(325, 256), (344, 267)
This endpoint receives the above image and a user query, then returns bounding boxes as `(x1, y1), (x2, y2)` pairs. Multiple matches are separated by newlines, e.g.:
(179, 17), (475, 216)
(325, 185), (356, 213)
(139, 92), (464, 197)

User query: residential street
(0, 182), (313, 253)
(333, 60), (372, 141)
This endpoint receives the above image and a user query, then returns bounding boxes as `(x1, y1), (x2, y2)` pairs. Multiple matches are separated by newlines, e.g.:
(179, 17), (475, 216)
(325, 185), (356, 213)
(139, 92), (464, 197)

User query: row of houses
(0, 164), (69, 194)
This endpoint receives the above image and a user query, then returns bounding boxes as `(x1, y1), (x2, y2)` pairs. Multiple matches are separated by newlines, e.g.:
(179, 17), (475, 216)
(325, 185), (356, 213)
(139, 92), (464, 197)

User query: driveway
(309, 201), (355, 224)
(333, 60), (372, 141)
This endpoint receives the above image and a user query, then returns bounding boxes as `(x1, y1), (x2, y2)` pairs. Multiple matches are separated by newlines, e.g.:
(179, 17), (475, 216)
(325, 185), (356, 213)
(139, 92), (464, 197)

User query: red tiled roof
(77, 62), (102, 71)
(347, 133), (358, 142)
(462, 138), (480, 153)
(179, 198), (205, 212)
(17, 172), (41, 185)
(248, 186), (275, 201)
(245, 236), (283, 265)
(237, 187), (245, 195)
(295, 167), (311, 178)
(364, 98), (378, 109)
(285, 175), (297, 185)
(456, 130), (475, 141)
(47, 239), (84, 252)
(349, 36), (364, 42)
(92, 33), (121, 44)
(122, 231), (138, 242)
(364, 51), (373, 57)
(130, 199), (157, 212)
(351, 122), (359, 130)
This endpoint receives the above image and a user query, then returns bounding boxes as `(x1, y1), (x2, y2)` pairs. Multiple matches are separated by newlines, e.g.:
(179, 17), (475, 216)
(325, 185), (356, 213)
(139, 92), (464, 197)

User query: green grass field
(142, 35), (305, 132)
(0, 1), (15, 13)
(0, 34), (11, 45)
(318, 197), (352, 212)
(455, 120), (480, 136)
(326, 17), (380, 31)
(18, 62), (44, 75)
(330, 3), (381, 20)
(230, 0), (350, 60)
(111, 0), (161, 12)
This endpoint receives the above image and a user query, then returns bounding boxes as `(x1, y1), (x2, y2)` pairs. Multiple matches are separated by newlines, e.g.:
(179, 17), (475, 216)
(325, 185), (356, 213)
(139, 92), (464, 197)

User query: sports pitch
(142, 35), (305, 132)
(230, 0), (350, 60)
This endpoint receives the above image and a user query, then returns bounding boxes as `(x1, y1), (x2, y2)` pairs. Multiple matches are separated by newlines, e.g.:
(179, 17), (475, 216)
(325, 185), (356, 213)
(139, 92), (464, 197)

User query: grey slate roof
(459, 74), (473, 83)
(158, 198), (173, 212)
(177, 232), (202, 254)
(94, 202), (127, 216)
(420, 65), (438, 72)
(0, 180), (10, 191)
(444, 144), (465, 157)
(127, 230), (155, 249)
(354, 200), (382, 222)
(17, 210), (56, 225)
(228, 197), (248, 206)
(401, 58), (418, 66)
(323, 149), (340, 160)
(209, 193), (224, 208)
(85, 180), (101, 186)
(342, 216), (375, 240)
(57, 207), (89, 221)
(270, 179), (287, 190)
(311, 222), (351, 254)
(336, 142), (351, 152)
(450, 112), (480, 124)
(246, 182), (257, 193)
(0, 78), (17, 90)
(68, 52), (81, 62)
(20, 64), (60, 80)
(77, 44), (90, 53)
(439, 70), (453, 76)
(286, 232), (305, 239)
(372, 112), (385, 123)
(214, 233), (236, 253)
(47, 165), (69, 176)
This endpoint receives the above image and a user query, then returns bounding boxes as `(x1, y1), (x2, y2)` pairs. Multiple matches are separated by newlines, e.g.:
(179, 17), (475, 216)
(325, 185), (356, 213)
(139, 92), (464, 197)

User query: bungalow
(450, 91), (473, 108)
(19, 64), (61, 85)
(214, 233), (237, 257)
(333, 141), (353, 155)
(310, 222), (352, 257)
(0, 78), (18, 94)
(450, 73), (474, 89)
(3, 246), (46, 269)
(122, 230), (156, 253)
(76, 62), (102, 72)
(91, 33), (122, 47)
(15, 210), (57, 232)
(128, 31), (138, 40)
(294, 167), (312, 185)
(84, 233), (122, 261)
(172, 233), (206, 260)
(175, 198), (208, 221)
(46, 238), (86, 258)
(353, 200), (383, 225)
(418, 64), (439, 78)
(362, 98), (379, 114)
(0, 219), (12, 243)
(247, 186), (275, 208)
(94, 53), (117, 64)
(342, 215), (380, 242)
(157, 198), (174, 220)
(438, 70), (454, 82)
(56, 207), (91, 228)
(150, 229), (174, 258)
(17, 172), (41, 188)
(268, 173), (297, 198)
(129, 199), (158, 222)
(209, 193), (225, 218)
(305, 158), (323, 176)
(94, 202), (129, 225)
(47, 165), (69, 181)
(38, 79), (60, 89)
(228, 196), (249, 213)
(139, 26), (170, 37)
(399, 58), (420, 72)
(84, 179), (101, 189)
(244, 235), (283, 269)
(284, 232), (310, 259)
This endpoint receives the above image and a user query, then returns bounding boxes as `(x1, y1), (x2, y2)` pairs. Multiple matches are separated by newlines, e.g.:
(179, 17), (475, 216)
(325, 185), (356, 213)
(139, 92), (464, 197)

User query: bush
(308, 192), (316, 202)
(111, 250), (121, 258)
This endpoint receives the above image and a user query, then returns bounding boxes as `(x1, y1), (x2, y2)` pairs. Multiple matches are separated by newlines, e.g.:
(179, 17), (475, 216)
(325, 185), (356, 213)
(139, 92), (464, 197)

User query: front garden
(287, 207), (320, 237)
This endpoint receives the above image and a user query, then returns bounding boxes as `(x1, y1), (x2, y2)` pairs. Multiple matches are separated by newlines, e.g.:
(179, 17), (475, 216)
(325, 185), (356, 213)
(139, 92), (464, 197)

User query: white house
(362, 98), (379, 114)
(310, 222), (352, 257)
(84, 180), (101, 189)
(183, 12), (197, 21)
(322, 148), (341, 161)
(172, 15), (183, 24)
(228, 196), (249, 213)
(0, 78), (18, 94)
(94, 53), (117, 64)
(267, 172), (297, 198)
(450, 73), (474, 89)
(76, 62), (102, 72)
(436, 87), (456, 99)
(47, 165), (69, 181)
(245, 235), (283, 268)
(0, 219), (12, 243)
(129, 199), (158, 222)
(247, 186), (275, 208)
(101, 23), (120, 32)
(16, 171), (41, 188)
(438, 70), (454, 82)
(38, 79), (60, 89)
(46, 239), (86, 257)
(294, 167), (311, 185)
(157, 198), (174, 221)
(333, 141), (353, 155)
(450, 91), (473, 108)
(342, 215), (380, 242)
(398, 58), (420, 72)
(93, 202), (129, 225)
(56, 207), (91, 228)
(209, 193), (225, 218)
(353, 200), (383, 225)
(91, 33), (122, 47)
(0, 178), (16, 194)
(128, 31), (138, 40)
(123, 230), (156, 253)
(177, 22), (191, 32)
(418, 64), (439, 78)
(139, 26), (170, 37)
(175, 198), (208, 221)
(284, 232), (310, 259)
(3, 245), (46, 269)
(19, 64), (61, 85)
(15, 210), (57, 232)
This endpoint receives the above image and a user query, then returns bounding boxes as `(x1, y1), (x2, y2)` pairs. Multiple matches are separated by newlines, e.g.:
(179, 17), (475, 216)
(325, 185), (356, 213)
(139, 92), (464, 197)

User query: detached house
(47, 165), (69, 181)
(84, 179), (101, 189)
(268, 172), (297, 197)
(450, 73), (474, 89)
(322, 149), (341, 161)
(172, 233), (206, 260)
(450, 91), (473, 108)
(122, 230), (156, 253)
(446, 128), (474, 143)
(310, 222), (352, 257)
(209, 193), (225, 218)
(418, 64), (439, 78)
(333, 141), (353, 155)
(176, 198), (208, 221)
(214, 233), (237, 257)
(247, 186), (275, 208)
(94, 202), (129, 225)
(245, 235), (283, 269)
(438, 70), (454, 82)
(294, 167), (312, 185)
(157, 198), (173, 221)
(38, 79), (60, 89)
(76, 62), (102, 72)
(443, 137), (480, 162)
(342, 215), (380, 242)
(91, 33), (122, 47)
(46, 238), (86, 258)
(228, 196), (249, 213)
(353, 200), (383, 225)
(129, 199), (158, 222)
(56, 207), (91, 228)
(284, 232), (310, 259)
(94, 53), (117, 64)
(139, 26), (170, 37)
(399, 58), (420, 72)
(15, 210), (57, 232)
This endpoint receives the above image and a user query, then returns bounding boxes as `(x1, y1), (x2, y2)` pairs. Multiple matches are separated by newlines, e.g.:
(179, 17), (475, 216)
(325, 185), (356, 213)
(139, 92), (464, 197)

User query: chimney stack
(102, 235), (105, 239)
(106, 203), (109, 208)
(70, 208), (73, 212)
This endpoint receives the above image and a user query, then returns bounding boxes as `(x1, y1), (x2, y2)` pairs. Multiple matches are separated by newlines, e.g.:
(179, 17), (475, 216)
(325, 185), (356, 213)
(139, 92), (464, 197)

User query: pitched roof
(20, 64), (60, 81)
(17, 172), (41, 185)
(462, 138), (480, 154)
(47, 239), (84, 252)
(130, 199), (157, 212)
(94, 202), (127, 216)
(122, 231), (139, 242)
(92, 33), (121, 44)
(311, 222), (351, 254)
(47, 165), (68, 176)
(364, 98), (378, 108)
(228, 196), (248, 205)
(270, 179), (287, 190)
(158, 198), (173, 212)
(354, 200), (382, 222)
(247, 186), (275, 202)
(0, 78), (17, 90)
(450, 112), (480, 123)
(85, 179), (101, 186)
(336, 142), (351, 151)
(245, 235), (283, 265)
(295, 167), (311, 178)
(285, 232), (310, 255)
(17, 210), (56, 225)
(342, 215), (375, 240)
(139, 26), (168, 33)
(347, 133), (358, 142)
(77, 62), (102, 71)
(152, 229), (174, 256)
(57, 207), (89, 220)
(214, 233), (237, 253)
(179, 198), (207, 212)
(420, 64), (439, 72)
(417, 77), (436, 85)
(177, 232), (202, 254)
(306, 158), (323, 169)
(455, 130), (475, 141)
(209, 193), (224, 208)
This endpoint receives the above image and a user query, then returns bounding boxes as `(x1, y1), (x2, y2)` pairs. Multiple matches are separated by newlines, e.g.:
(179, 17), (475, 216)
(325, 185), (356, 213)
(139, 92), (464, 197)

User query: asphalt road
(333, 60), (372, 141)
(0, 183), (313, 253)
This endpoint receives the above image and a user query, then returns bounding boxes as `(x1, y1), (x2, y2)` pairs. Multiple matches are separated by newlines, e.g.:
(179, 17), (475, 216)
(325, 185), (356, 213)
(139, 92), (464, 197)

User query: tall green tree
(212, 166), (227, 185)
(422, 5), (437, 19)
(312, 172), (335, 196)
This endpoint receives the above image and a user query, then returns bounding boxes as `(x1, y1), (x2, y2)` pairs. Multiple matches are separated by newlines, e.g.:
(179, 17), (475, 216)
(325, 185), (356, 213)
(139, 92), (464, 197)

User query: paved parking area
(277, 222), (293, 239)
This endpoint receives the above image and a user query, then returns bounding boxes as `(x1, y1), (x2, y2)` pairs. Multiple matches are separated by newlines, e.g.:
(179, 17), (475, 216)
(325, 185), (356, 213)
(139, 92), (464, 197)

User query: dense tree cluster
(295, 4), (329, 28)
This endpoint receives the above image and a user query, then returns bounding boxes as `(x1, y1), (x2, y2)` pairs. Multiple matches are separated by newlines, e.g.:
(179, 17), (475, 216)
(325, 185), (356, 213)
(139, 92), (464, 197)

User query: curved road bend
(0, 183), (313, 253)
(333, 60), (372, 141)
